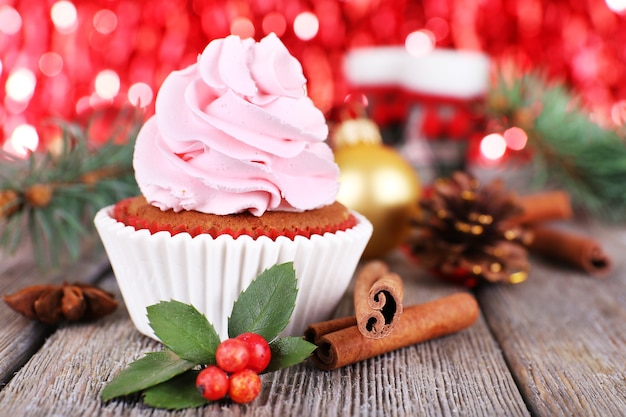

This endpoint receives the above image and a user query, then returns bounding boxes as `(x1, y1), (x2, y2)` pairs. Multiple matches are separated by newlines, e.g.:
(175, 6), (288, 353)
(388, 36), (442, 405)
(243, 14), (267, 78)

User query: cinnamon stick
(527, 226), (612, 277)
(353, 261), (404, 339)
(306, 293), (479, 371)
(304, 316), (357, 344)
(509, 191), (573, 225)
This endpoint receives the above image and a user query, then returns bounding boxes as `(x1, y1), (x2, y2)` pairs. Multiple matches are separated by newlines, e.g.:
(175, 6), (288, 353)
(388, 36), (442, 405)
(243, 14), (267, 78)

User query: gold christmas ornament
(333, 118), (421, 258)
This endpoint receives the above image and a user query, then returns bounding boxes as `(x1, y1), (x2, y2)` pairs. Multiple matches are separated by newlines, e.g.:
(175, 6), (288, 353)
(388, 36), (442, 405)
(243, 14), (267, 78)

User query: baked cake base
(113, 196), (357, 240)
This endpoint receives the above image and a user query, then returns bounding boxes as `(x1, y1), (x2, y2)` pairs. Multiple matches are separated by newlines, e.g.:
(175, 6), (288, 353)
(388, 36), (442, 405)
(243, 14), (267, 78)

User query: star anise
(3, 282), (118, 324)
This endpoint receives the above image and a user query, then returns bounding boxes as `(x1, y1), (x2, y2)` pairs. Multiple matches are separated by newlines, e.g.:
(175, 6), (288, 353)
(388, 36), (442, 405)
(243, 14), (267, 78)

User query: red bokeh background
(1, 0), (625, 150)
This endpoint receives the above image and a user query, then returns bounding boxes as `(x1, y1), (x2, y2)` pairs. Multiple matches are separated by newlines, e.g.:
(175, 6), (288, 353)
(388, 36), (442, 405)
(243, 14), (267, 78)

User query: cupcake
(94, 33), (372, 341)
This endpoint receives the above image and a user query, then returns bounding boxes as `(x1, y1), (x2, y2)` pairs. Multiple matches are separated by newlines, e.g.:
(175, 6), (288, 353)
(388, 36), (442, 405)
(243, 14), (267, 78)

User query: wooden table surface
(0, 222), (625, 417)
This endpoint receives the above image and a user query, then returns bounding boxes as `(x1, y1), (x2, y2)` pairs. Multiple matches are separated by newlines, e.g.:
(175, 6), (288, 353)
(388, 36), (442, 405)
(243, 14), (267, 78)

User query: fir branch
(487, 71), (626, 222)
(0, 113), (141, 266)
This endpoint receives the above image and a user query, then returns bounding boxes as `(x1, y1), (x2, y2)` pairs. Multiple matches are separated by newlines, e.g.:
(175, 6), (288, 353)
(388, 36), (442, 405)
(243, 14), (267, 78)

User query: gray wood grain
(476, 224), (626, 417)
(0, 252), (530, 416)
(3, 225), (623, 416)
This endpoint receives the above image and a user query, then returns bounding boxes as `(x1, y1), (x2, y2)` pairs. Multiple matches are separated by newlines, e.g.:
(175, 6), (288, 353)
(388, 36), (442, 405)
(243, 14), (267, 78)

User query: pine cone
(0, 189), (20, 218)
(24, 183), (54, 207)
(408, 171), (531, 286)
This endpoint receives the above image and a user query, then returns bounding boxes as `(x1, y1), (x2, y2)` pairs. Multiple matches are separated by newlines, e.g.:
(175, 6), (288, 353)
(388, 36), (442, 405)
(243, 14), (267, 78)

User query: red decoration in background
(1, 0), (625, 151)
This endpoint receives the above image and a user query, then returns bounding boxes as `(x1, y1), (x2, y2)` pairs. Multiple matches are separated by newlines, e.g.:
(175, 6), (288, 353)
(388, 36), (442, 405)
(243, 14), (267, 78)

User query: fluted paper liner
(94, 205), (373, 341)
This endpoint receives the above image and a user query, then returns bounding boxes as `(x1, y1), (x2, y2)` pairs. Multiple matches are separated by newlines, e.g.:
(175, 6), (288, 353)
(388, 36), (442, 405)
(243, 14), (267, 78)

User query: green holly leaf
(142, 370), (208, 410)
(228, 262), (297, 341)
(147, 300), (220, 364)
(102, 262), (314, 409)
(101, 350), (195, 401)
(265, 336), (317, 373)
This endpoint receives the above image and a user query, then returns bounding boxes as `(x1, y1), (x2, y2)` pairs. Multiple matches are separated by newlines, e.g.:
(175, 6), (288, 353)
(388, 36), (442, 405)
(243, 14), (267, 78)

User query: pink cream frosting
(133, 33), (339, 216)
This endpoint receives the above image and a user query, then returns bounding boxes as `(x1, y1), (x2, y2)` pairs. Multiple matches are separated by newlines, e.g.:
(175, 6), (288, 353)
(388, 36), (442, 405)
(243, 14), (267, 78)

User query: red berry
(228, 369), (261, 404)
(216, 338), (250, 373)
(236, 332), (272, 373)
(196, 366), (229, 401)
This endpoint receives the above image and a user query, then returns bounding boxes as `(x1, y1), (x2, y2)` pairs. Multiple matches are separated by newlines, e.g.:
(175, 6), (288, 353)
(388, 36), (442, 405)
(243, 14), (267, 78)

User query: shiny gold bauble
(333, 119), (421, 258)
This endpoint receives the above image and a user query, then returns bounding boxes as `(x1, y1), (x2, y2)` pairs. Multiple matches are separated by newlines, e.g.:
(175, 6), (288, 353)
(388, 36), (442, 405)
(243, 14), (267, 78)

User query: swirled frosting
(133, 33), (339, 216)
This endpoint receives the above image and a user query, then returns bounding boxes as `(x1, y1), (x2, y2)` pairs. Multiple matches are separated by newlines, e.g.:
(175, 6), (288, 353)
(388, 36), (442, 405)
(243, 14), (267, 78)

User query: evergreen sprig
(0, 115), (140, 266)
(487, 71), (626, 222)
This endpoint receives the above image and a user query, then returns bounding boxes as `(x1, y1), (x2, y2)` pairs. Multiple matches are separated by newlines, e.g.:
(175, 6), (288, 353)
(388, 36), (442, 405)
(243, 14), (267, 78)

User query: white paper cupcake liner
(94, 205), (373, 341)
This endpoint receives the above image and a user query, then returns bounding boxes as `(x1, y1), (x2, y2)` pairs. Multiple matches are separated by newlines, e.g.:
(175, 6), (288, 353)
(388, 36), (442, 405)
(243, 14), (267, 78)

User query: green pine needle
(488, 71), (626, 222)
(0, 112), (141, 267)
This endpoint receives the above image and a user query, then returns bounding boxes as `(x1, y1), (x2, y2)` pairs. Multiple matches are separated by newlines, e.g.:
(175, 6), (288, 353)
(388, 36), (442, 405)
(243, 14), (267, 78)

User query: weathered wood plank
(476, 224), (626, 417)
(0, 254), (530, 416)
(0, 245), (111, 387)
